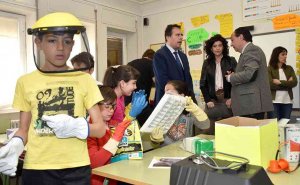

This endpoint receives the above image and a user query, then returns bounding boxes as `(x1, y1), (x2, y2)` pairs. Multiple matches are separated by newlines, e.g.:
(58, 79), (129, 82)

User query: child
(0, 12), (106, 185)
(103, 65), (147, 122)
(71, 51), (95, 74)
(71, 51), (102, 84)
(150, 80), (209, 145)
(88, 85), (131, 185)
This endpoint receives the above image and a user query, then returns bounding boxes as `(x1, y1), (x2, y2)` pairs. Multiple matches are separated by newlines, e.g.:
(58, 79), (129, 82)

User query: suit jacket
(230, 43), (273, 116)
(200, 56), (237, 103)
(126, 58), (154, 104)
(268, 64), (298, 100)
(153, 45), (194, 105)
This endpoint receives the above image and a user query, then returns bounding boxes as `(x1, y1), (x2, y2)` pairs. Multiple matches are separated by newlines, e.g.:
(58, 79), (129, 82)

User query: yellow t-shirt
(13, 70), (103, 170)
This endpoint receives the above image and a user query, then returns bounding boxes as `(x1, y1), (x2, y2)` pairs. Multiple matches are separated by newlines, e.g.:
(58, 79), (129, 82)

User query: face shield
(27, 12), (92, 73)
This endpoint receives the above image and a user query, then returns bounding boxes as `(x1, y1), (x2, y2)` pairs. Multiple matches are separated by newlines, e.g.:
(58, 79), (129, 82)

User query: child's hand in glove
(104, 120), (131, 155)
(0, 137), (24, 176)
(42, 114), (89, 139)
(150, 126), (164, 143)
(184, 97), (208, 121)
(112, 120), (131, 142)
(129, 90), (148, 118)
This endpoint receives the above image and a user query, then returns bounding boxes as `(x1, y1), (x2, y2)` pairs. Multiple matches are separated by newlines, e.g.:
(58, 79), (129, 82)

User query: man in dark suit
(226, 27), (273, 119)
(153, 24), (195, 106)
(126, 49), (155, 104)
(126, 49), (155, 125)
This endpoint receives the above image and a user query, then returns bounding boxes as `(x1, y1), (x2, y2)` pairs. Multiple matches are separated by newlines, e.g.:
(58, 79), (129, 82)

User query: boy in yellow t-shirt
(0, 12), (106, 185)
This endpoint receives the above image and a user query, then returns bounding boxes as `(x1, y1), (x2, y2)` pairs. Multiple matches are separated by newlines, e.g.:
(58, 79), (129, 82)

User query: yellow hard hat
(27, 12), (85, 35)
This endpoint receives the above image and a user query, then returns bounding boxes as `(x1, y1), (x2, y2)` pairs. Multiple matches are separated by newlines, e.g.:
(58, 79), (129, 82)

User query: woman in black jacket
(200, 34), (237, 135)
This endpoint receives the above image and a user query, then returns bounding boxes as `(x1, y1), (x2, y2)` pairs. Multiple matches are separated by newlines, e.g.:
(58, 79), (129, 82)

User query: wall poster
(243, 0), (300, 21)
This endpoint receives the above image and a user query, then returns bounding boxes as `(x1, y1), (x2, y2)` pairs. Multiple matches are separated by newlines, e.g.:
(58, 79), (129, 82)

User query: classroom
(0, 0), (300, 185)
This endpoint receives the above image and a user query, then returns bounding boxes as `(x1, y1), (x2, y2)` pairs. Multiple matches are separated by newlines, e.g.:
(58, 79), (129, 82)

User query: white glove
(42, 114), (89, 139)
(0, 137), (24, 176)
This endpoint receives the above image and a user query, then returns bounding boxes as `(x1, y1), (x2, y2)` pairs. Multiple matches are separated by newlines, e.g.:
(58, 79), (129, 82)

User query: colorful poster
(215, 13), (233, 37)
(243, 0), (300, 21)
(186, 28), (209, 47)
(272, 14), (300, 30)
(191, 15), (209, 27)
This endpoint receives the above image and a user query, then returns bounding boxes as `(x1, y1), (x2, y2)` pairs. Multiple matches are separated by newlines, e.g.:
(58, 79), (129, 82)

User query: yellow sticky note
(215, 13), (233, 37)
(191, 15), (209, 27)
(176, 22), (184, 34)
(272, 14), (300, 30)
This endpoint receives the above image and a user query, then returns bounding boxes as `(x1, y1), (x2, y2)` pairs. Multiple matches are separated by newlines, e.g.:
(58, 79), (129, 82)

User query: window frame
(0, 11), (26, 112)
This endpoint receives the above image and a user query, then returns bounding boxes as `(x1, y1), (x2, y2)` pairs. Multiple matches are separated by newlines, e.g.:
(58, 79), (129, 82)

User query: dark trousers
(202, 90), (233, 135)
(242, 112), (265, 120)
(267, 103), (293, 120)
(22, 165), (91, 185)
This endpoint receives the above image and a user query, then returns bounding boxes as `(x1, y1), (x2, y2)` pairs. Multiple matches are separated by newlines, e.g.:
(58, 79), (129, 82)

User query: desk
(92, 135), (300, 185)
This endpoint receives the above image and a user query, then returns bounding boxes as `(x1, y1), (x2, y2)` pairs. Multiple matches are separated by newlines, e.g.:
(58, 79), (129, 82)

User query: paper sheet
(148, 157), (185, 169)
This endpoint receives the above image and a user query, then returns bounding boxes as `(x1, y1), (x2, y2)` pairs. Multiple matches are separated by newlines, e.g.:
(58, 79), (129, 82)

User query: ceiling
(128, 0), (159, 4)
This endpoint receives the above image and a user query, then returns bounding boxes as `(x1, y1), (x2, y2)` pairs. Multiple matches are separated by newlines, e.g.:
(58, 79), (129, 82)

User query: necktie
(173, 51), (183, 70)
(173, 51), (185, 79)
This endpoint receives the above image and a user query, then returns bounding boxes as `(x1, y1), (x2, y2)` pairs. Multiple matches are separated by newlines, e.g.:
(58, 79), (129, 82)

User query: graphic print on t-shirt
(167, 117), (187, 141)
(34, 86), (75, 136)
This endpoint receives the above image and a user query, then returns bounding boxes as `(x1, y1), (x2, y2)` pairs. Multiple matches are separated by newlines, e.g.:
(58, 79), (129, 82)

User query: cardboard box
(215, 117), (278, 168)
(182, 137), (213, 156)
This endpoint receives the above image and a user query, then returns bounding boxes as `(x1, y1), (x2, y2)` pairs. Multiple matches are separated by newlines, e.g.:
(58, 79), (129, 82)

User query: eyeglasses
(100, 102), (117, 111)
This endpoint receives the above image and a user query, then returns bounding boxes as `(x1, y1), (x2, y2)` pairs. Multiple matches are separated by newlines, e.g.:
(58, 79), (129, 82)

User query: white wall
(141, 0), (282, 70)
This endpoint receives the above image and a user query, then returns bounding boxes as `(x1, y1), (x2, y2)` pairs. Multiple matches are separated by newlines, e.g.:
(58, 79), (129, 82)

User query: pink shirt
(111, 96), (125, 122)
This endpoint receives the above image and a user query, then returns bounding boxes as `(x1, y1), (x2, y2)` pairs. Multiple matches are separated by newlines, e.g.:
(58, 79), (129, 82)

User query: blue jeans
(267, 103), (293, 120)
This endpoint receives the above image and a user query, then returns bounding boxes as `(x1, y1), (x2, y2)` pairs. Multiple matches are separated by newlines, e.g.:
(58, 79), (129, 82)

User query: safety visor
(28, 27), (92, 74)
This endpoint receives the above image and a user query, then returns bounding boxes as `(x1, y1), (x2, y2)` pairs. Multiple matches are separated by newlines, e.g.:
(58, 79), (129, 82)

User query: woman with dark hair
(268, 46), (297, 119)
(200, 34), (237, 135)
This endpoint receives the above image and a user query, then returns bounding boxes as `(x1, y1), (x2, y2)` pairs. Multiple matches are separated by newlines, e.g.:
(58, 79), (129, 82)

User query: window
(107, 37), (123, 67)
(0, 11), (26, 110)
(107, 31), (127, 67)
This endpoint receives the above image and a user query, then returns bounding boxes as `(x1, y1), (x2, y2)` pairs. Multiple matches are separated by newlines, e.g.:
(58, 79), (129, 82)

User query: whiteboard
(228, 30), (300, 108)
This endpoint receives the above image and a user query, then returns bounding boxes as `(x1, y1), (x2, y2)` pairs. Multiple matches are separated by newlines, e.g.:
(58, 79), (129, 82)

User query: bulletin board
(228, 29), (300, 108)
